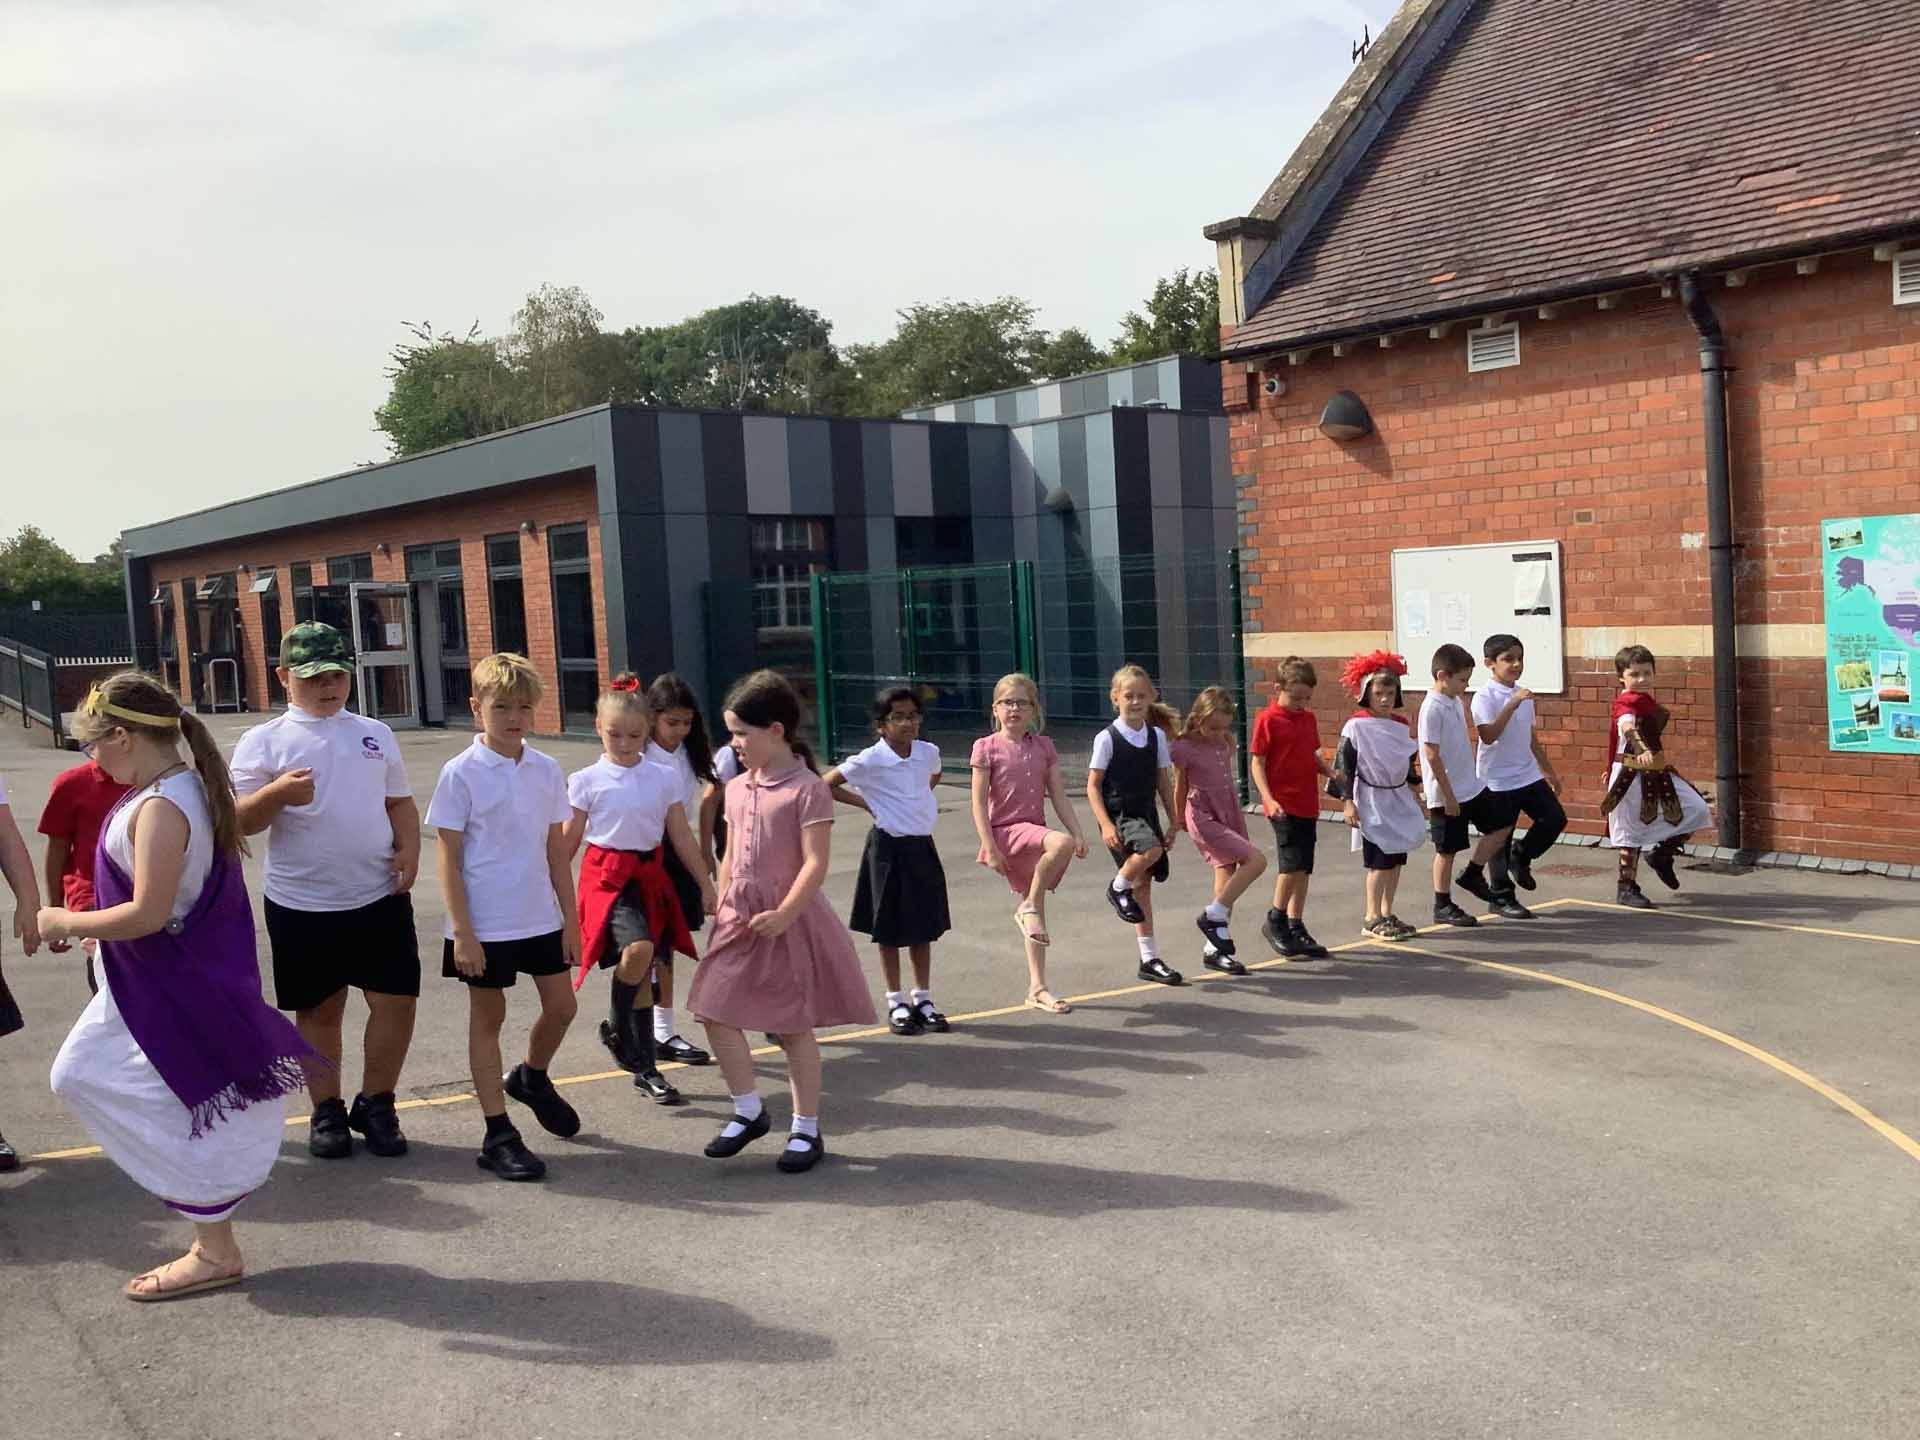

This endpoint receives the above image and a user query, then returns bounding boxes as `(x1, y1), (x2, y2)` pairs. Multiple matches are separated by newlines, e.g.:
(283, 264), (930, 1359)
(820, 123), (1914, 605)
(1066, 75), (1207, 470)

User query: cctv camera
(1262, 375), (1286, 397)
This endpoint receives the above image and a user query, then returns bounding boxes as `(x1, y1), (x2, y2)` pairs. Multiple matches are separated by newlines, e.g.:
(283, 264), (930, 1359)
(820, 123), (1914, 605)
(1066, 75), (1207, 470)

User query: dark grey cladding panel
(967, 426), (1011, 519)
(1130, 362), (1160, 405)
(607, 409), (662, 511)
(787, 417), (834, 515)
(1147, 411), (1182, 508)
(663, 512), (712, 698)
(1179, 357), (1223, 412)
(972, 516), (1015, 562)
(1180, 412), (1215, 508)
(705, 512), (753, 585)
(928, 424), (972, 518)
(864, 515), (897, 572)
(1057, 416), (1089, 514)
(657, 412), (706, 513)
(123, 407), (618, 557)
(1086, 412), (1117, 511)
(1210, 417), (1232, 508)
(829, 419), (866, 524)
(699, 414), (749, 517)
(861, 423), (895, 516)
(1013, 511), (1040, 561)
(994, 393), (1017, 425)
(1109, 407), (1151, 511)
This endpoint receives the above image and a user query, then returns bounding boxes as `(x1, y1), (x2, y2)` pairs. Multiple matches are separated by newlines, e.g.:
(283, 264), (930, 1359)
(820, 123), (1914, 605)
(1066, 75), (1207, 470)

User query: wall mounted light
(1318, 390), (1374, 441)
(375, 542), (391, 557)
(520, 521), (537, 536)
(1042, 485), (1075, 514)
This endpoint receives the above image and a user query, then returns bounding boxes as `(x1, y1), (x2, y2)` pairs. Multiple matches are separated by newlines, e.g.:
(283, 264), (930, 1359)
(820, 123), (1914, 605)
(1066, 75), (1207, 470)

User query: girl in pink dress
(1170, 687), (1267, 976)
(968, 673), (1088, 1015)
(686, 670), (875, 1173)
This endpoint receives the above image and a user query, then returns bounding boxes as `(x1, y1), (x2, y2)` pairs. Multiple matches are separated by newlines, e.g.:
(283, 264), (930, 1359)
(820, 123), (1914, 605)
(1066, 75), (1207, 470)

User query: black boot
(625, 1007), (681, 1105)
(1646, 840), (1684, 891)
(599, 978), (648, 1073)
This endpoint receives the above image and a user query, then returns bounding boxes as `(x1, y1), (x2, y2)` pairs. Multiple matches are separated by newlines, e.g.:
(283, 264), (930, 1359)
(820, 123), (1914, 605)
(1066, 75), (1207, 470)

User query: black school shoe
(888, 1001), (924, 1036)
(1433, 898), (1480, 928)
(1290, 922), (1330, 959)
(1106, 883), (1146, 925)
(1137, 957), (1184, 986)
(1202, 949), (1248, 976)
(776, 1132), (825, 1174)
(0, 1132), (17, 1172)
(1616, 884), (1656, 909)
(659, 1034), (711, 1065)
(599, 1018), (648, 1074)
(503, 1064), (581, 1138)
(1195, 913), (1236, 955)
(347, 1091), (409, 1157)
(634, 1069), (683, 1105)
(1456, 866), (1495, 904)
(704, 1110), (772, 1159)
(476, 1126), (546, 1182)
(308, 1097), (352, 1160)
(1488, 895), (1536, 920)
(1261, 913), (1304, 957)
(913, 1000), (951, 1034)
(1646, 845), (1683, 891)
(1507, 843), (1538, 892)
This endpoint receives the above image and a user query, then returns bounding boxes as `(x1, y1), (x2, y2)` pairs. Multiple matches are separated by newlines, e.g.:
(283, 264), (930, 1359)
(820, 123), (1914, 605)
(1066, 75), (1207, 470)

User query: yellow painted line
(1555, 896), (1920, 948)
(1380, 937), (1920, 1167)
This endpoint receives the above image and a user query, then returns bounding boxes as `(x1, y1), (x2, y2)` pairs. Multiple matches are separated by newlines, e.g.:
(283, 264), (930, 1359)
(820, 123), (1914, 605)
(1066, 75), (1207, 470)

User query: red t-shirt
(36, 761), (131, 910)
(1251, 703), (1323, 819)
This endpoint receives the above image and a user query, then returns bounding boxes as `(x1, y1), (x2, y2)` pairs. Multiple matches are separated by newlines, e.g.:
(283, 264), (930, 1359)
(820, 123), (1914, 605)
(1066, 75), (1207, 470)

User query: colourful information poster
(1821, 513), (1920, 753)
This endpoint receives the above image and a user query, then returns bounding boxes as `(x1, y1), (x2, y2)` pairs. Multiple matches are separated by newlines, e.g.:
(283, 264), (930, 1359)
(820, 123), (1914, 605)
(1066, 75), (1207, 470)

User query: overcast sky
(2, 0), (1375, 557)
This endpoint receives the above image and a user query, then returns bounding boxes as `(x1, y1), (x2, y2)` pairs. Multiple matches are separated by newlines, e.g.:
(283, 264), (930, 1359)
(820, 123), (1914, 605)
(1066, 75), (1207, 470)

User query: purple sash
(94, 791), (318, 1138)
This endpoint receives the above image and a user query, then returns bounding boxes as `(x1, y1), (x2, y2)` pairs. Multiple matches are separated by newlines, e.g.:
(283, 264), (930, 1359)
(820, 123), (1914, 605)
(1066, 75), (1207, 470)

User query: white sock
(787, 1113), (819, 1151)
(910, 988), (932, 1008)
(719, 1091), (762, 1139)
(1112, 873), (1132, 894)
(885, 990), (907, 1011)
(652, 1006), (674, 1043)
(1137, 936), (1160, 962)
(1204, 900), (1229, 922)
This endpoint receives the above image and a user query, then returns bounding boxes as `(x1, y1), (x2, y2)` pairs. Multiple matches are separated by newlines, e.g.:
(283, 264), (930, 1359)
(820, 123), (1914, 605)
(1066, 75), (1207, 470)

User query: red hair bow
(607, 676), (641, 693)
(1339, 650), (1408, 696)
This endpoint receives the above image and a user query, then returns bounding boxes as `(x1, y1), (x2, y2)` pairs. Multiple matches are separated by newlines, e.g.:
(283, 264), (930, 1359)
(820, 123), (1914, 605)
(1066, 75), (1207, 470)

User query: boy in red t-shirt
(37, 759), (130, 991)
(1249, 656), (1335, 958)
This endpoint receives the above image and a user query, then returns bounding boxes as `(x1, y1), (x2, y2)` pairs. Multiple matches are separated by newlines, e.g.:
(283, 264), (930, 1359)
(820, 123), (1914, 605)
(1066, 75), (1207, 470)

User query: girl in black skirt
(823, 686), (952, 1036)
(643, 673), (721, 1066)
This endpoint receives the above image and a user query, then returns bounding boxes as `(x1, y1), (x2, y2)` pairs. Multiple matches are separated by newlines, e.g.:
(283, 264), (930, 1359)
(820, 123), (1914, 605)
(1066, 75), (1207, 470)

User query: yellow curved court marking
(1555, 896), (1920, 948)
(1387, 938), (1920, 1167)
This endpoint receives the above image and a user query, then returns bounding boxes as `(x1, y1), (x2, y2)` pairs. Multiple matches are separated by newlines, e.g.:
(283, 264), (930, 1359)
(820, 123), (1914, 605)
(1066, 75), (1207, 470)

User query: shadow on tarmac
(246, 1261), (833, 1366)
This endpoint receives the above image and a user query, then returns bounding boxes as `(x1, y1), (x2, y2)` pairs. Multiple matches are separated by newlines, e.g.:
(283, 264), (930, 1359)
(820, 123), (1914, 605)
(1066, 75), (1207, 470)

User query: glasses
(995, 698), (1032, 710)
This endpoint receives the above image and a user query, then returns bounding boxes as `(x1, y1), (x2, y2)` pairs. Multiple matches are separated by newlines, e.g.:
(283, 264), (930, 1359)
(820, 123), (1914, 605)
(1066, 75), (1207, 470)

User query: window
(255, 569), (285, 705)
(327, 552), (374, 584)
(1895, 251), (1920, 306)
(290, 563), (315, 623)
(1467, 322), (1521, 373)
(194, 572), (239, 654)
(485, 533), (528, 657)
(407, 541), (471, 711)
(752, 518), (832, 640)
(548, 524), (598, 731)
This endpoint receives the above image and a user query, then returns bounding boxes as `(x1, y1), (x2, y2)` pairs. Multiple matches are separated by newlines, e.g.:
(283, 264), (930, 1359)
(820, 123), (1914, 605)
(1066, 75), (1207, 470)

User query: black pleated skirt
(849, 830), (951, 948)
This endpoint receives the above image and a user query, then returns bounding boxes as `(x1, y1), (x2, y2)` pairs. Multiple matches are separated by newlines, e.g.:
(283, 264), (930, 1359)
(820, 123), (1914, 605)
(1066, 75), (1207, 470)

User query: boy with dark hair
(1468, 634), (1564, 906)
(1603, 645), (1711, 907)
(37, 756), (130, 992)
(1417, 644), (1518, 926)
(1251, 657), (1336, 958)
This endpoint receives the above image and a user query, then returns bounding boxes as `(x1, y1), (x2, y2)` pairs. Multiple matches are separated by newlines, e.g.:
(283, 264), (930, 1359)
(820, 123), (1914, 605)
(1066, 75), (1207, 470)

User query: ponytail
(179, 710), (245, 856)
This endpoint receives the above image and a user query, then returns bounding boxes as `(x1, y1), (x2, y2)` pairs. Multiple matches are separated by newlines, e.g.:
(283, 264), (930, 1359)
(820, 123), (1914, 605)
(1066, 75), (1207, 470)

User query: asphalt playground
(2, 716), (1917, 1439)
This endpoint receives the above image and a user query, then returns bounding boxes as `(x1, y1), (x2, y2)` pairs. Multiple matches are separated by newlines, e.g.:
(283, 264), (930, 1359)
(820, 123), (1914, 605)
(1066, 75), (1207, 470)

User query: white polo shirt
(645, 741), (706, 819)
(426, 737), (571, 941)
(835, 738), (941, 837)
(1472, 680), (1545, 792)
(568, 755), (684, 852)
(1088, 720), (1173, 773)
(1417, 691), (1485, 809)
(231, 706), (412, 911)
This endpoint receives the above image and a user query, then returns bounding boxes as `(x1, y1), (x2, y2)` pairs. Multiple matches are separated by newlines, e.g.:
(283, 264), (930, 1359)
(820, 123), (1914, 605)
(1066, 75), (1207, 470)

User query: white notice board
(1390, 539), (1564, 693)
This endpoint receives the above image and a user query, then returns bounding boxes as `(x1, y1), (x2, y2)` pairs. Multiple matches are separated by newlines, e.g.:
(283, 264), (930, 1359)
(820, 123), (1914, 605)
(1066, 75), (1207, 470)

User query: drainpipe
(1678, 273), (1742, 851)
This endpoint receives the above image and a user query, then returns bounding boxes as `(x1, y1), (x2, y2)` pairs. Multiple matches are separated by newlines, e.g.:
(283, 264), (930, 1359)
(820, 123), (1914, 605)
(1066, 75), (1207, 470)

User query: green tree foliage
(621, 295), (840, 412)
(1109, 267), (1220, 364)
(841, 298), (1055, 414)
(373, 321), (529, 456)
(1032, 326), (1108, 380)
(0, 525), (125, 608)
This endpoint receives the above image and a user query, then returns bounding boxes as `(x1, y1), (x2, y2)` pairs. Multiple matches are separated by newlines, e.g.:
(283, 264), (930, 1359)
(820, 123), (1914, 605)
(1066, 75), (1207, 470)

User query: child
(1471, 634), (1565, 908)
(45, 676), (316, 1300)
(1336, 652), (1428, 940)
(566, 675), (716, 1105)
(428, 652), (581, 1182)
(1601, 645), (1712, 907)
(970, 673), (1088, 1014)
(642, 673), (720, 1067)
(230, 622), (422, 1160)
(1417, 644), (1517, 927)
(1170, 686), (1267, 975)
(36, 754), (129, 992)
(686, 670), (875, 1173)
(1250, 657), (1336, 959)
(1089, 665), (1184, 985)
(824, 685), (950, 1035)
(1, 773), (44, 1172)
(711, 733), (744, 865)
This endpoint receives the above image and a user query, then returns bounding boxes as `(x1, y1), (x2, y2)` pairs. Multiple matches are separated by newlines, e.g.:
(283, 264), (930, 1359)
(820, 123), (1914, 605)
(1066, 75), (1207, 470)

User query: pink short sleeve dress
(969, 730), (1065, 897)
(687, 760), (877, 1033)
(1170, 736), (1256, 869)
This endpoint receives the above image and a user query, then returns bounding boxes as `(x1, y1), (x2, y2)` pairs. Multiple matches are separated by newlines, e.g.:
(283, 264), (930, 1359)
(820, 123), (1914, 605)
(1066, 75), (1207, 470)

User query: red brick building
(1207, 0), (1920, 866)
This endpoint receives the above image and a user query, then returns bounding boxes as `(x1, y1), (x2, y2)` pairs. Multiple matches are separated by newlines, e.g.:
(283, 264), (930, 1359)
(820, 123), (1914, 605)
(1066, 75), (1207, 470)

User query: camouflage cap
(280, 622), (353, 678)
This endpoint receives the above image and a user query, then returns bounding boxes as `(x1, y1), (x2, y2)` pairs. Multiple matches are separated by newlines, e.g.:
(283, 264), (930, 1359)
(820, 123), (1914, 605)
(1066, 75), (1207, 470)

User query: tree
(1032, 326), (1108, 380)
(503, 283), (624, 416)
(621, 295), (840, 413)
(373, 321), (530, 456)
(0, 525), (124, 609)
(1110, 267), (1221, 364)
(841, 297), (1052, 415)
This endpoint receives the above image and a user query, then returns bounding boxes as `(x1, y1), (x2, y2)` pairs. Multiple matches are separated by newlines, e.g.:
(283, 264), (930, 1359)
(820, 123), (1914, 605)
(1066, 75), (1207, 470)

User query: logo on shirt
(362, 737), (383, 758)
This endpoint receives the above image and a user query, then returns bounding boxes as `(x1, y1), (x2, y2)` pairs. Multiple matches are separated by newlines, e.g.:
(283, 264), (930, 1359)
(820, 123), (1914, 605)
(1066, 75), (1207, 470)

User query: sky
(1, 0), (1377, 557)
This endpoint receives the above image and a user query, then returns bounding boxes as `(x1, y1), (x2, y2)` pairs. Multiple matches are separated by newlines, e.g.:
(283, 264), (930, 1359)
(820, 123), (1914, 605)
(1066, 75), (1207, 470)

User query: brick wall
(143, 471), (603, 736)
(1227, 249), (1920, 862)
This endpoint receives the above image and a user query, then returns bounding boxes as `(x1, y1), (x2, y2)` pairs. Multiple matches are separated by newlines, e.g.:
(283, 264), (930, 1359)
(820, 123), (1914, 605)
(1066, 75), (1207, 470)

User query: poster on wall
(1821, 513), (1920, 754)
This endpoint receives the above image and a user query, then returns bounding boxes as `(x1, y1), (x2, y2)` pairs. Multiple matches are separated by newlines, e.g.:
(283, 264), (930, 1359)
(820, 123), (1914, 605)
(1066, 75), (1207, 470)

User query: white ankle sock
(719, 1091), (762, 1139)
(787, 1114), (819, 1151)
(1137, 936), (1160, 962)
(910, 988), (932, 1010)
(1204, 900), (1229, 922)
(1112, 873), (1132, 894)
(652, 1007), (674, 1043)
(885, 990), (907, 1010)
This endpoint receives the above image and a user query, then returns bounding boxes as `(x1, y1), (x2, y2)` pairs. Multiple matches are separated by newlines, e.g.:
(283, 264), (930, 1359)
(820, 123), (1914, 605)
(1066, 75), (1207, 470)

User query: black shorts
(265, 892), (421, 1012)
(1361, 838), (1407, 870)
(1428, 789), (1509, 855)
(1107, 814), (1170, 883)
(442, 930), (568, 990)
(606, 884), (654, 964)
(1269, 813), (1318, 874)
(850, 829), (951, 948)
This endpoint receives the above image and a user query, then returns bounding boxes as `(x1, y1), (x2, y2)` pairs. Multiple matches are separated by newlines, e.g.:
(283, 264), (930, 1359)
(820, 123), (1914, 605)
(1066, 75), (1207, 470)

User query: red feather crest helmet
(1340, 649), (1408, 699)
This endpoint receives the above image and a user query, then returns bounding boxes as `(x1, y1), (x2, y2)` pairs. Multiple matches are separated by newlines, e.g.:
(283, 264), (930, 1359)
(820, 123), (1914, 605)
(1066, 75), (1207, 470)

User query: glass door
(349, 582), (420, 729)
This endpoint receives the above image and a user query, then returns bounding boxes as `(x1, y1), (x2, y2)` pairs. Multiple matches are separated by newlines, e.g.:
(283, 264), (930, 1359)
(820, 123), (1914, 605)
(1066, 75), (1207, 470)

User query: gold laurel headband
(82, 687), (181, 729)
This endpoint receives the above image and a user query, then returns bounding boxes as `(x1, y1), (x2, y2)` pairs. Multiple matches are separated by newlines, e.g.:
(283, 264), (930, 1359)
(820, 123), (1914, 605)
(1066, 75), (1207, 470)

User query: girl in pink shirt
(1170, 687), (1267, 974)
(968, 673), (1088, 1014)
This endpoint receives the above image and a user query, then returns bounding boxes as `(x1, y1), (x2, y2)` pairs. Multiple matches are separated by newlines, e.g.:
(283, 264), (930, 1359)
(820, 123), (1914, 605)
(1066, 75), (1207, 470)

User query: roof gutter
(1678, 273), (1743, 852)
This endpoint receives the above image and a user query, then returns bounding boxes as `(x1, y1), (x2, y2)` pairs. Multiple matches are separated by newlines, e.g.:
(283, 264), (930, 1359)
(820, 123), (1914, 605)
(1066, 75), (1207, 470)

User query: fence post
(1013, 561), (1039, 677)
(811, 571), (835, 762)
(1228, 547), (1251, 807)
